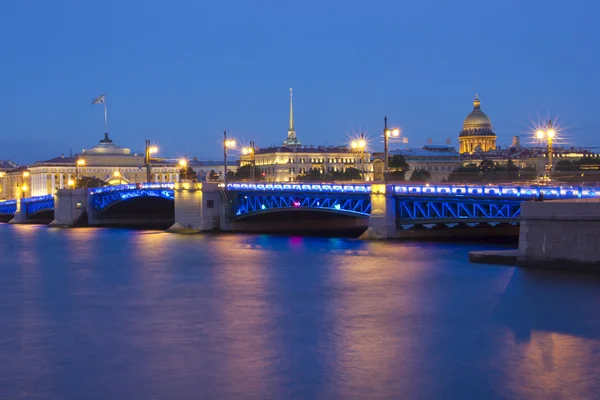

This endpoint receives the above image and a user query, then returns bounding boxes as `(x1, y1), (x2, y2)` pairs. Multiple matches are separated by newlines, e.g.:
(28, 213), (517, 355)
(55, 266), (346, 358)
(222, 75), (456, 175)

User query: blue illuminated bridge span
(1, 182), (598, 226)
(226, 182), (599, 225)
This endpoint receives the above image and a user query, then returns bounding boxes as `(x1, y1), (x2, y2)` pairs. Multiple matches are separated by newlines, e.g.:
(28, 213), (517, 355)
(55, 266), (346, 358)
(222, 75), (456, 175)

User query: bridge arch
(231, 192), (371, 219)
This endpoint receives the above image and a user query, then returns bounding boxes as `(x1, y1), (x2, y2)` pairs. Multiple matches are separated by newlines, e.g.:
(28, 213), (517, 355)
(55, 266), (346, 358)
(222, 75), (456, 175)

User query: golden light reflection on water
(503, 331), (600, 398)
(327, 243), (430, 397)
(209, 235), (280, 398)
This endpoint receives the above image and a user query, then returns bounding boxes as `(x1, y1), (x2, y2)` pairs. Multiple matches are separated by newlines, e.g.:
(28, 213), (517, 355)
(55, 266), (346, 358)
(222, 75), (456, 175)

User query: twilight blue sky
(1, 0), (599, 163)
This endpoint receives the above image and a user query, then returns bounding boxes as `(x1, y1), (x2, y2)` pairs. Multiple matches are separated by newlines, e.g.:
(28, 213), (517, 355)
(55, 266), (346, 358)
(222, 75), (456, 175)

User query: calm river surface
(1, 224), (600, 399)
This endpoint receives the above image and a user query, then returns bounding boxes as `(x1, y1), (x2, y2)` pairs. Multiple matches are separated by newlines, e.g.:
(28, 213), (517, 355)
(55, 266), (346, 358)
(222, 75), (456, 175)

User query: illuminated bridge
(1, 181), (598, 233)
(225, 182), (598, 226)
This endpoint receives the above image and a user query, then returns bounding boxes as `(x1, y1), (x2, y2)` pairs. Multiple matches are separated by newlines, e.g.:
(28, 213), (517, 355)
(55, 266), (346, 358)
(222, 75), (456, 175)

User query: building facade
(458, 94), (497, 154)
(241, 146), (372, 182)
(392, 144), (462, 182)
(239, 89), (372, 182)
(0, 134), (180, 199)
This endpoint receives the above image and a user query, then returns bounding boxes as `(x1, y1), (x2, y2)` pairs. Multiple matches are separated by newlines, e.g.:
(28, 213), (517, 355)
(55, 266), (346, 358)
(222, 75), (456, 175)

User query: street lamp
(241, 142), (256, 181)
(76, 158), (85, 182)
(383, 117), (400, 184)
(113, 170), (122, 185)
(21, 171), (30, 198)
(67, 179), (75, 188)
(145, 140), (158, 182)
(179, 158), (188, 181)
(223, 130), (236, 184)
(535, 120), (556, 180)
(351, 133), (367, 181)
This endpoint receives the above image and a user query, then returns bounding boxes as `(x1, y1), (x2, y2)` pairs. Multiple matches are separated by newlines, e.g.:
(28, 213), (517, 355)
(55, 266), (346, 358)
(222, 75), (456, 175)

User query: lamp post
(179, 158), (188, 182)
(76, 158), (85, 183)
(536, 120), (556, 180)
(351, 133), (367, 181)
(383, 117), (400, 184)
(21, 171), (29, 198)
(242, 143), (255, 181)
(223, 130), (236, 184)
(144, 140), (158, 183)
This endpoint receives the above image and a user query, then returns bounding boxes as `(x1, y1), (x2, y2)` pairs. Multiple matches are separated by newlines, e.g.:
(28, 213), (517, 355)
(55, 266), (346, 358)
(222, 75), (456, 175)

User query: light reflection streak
(208, 236), (280, 398)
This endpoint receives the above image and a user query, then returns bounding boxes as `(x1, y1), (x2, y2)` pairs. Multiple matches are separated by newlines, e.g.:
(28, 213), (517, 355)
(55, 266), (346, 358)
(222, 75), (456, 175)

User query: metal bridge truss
(91, 189), (174, 215)
(396, 197), (522, 225)
(24, 195), (55, 217)
(232, 193), (371, 218)
(0, 200), (17, 215)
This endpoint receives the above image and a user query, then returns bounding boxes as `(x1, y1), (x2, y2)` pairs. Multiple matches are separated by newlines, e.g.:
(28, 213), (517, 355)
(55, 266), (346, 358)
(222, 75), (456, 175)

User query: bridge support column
(167, 182), (222, 233)
(361, 184), (396, 239)
(9, 199), (26, 224)
(49, 189), (88, 227)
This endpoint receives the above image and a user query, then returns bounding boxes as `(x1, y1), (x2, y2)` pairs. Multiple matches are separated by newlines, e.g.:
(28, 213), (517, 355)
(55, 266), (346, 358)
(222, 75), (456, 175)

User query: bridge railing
(90, 182), (175, 194)
(226, 182), (372, 194)
(393, 184), (598, 199)
(21, 194), (54, 203)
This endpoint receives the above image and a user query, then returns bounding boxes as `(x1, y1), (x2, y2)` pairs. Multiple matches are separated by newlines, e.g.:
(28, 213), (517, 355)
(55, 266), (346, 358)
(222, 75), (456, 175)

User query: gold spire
(289, 88), (294, 131)
(473, 93), (480, 109)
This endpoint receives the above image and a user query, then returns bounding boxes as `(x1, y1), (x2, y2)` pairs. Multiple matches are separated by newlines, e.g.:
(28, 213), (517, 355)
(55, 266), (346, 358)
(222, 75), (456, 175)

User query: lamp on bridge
(535, 120), (556, 180)
(223, 130), (237, 184)
(76, 158), (85, 182)
(144, 140), (159, 183)
(242, 143), (255, 180)
(350, 133), (367, 181)
(179, 158), (188, 181)
(383, 117), (400, 184)
(21, 171), (30, 198)
(67, 179), (75, 188)
(113, 170), (122, 185)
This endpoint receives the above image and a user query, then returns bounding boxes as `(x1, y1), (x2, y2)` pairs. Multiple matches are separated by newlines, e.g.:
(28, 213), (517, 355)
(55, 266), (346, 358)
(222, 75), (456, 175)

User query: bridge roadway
(0, 181), (597, 237)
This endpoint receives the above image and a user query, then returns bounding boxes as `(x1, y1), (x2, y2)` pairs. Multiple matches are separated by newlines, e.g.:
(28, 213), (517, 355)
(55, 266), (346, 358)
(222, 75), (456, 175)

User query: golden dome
(460, 94), (495, 137)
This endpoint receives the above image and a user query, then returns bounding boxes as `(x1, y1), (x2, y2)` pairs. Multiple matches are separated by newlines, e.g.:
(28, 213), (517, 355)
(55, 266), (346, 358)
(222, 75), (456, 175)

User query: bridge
(0, 181), (597, 237)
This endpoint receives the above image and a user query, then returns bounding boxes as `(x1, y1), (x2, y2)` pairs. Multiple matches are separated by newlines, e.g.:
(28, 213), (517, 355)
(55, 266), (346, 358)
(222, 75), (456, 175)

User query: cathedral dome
(459, 95), (495, 137)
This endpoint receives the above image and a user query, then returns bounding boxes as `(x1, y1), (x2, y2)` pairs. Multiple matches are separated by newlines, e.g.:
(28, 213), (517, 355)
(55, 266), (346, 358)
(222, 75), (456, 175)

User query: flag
(92, 94), (105, 105)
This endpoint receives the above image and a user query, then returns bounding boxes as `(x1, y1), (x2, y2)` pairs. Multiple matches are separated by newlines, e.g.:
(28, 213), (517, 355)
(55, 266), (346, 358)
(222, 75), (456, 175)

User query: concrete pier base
(49, 189), (88, 227)
(167, 182), (221, 233)
(8, 199), (26, 224)
(470, 199), (600, 272)
(362, 184), (396, 239)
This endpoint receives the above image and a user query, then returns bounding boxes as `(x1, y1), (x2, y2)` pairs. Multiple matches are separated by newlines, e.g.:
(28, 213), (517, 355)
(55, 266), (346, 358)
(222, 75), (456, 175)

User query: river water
(1, 224), (600, 399)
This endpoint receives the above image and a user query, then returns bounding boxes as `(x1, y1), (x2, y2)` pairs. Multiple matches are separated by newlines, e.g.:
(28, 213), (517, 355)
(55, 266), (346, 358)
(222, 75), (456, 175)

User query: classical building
(458, 94), (497, 154)
(239, 89), (372, 182)
(392, 144), (461, 182)
(18, 134), (179, 197)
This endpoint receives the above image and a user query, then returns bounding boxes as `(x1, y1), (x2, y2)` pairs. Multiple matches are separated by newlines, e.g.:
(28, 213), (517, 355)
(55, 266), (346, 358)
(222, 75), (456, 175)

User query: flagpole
(103, 100), (108, 133)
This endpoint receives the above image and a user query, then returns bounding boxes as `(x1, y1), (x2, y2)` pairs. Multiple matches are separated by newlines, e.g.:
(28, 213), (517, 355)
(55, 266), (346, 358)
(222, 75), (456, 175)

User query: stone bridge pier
(49, 189), (88, 227)
(167, 182), (222, 233)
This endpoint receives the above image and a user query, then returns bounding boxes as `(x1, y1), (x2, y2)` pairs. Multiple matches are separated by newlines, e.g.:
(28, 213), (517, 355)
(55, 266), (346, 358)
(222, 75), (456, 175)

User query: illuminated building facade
(239, 89), (372, 181)
(11, 134), (179, 197)
(458, 95), (497, 154)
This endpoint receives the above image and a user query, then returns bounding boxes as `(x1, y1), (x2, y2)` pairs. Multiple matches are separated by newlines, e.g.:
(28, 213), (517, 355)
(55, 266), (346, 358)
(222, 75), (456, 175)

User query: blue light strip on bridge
(22, 195), (53, 203)
(393, 184), (597, 198)
(90, 182), (175, 195)
(227, 182), (372, 194)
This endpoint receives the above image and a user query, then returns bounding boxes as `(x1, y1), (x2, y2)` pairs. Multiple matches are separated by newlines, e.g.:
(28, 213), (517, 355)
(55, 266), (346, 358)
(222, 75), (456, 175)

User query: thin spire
(473, 93), (481, 109)
(289, 88), (294, 131)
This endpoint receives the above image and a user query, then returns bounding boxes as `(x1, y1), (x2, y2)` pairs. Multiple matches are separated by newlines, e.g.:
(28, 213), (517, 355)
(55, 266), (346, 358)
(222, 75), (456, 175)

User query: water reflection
(1, 225), (600, 399)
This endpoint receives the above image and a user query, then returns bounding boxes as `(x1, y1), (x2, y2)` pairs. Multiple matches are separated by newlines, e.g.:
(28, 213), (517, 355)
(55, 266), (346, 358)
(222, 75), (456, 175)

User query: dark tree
(410, 169), (432, 182)
(179, 166), (198, 181)
(389, 154), (409, 181)
(235, 164), (264, 181)
(296, 168), (324, 182)
(76, 176), (106, 188)
(208, 170), (219, 181)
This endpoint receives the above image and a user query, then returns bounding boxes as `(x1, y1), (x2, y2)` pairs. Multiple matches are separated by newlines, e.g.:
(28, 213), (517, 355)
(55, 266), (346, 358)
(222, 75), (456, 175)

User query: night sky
(2, 0), (599, 163)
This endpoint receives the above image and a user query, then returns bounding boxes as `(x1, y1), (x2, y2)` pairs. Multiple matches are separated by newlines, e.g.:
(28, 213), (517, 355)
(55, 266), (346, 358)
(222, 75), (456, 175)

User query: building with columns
(4, 133), (180, 198)
(239, 89), (372, 182)
(458, 94), (497, 154)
